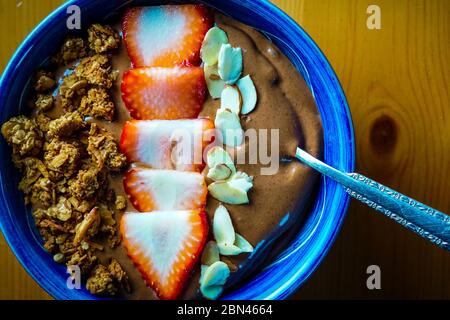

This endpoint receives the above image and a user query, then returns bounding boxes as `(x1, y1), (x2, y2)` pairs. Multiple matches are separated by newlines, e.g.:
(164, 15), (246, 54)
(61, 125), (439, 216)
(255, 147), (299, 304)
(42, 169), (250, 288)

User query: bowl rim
(0, 0), (355, 300)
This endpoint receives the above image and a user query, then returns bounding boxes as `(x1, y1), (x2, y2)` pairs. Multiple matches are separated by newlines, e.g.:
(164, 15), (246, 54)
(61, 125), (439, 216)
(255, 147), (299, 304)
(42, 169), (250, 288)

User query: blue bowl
(0, 0), (355, 300)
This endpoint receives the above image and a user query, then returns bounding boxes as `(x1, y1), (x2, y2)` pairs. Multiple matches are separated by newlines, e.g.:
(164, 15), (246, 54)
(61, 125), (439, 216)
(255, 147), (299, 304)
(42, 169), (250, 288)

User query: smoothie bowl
(0, 0), (354, 300)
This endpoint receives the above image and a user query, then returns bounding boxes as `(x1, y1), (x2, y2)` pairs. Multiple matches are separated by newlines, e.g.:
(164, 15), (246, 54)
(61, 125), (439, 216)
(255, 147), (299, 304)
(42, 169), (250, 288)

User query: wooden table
(0, 0), (448, 300)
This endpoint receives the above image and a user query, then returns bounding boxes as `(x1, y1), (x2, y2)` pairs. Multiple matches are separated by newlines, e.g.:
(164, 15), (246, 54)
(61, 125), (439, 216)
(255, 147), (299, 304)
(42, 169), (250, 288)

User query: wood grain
(0, 0), (449, 300)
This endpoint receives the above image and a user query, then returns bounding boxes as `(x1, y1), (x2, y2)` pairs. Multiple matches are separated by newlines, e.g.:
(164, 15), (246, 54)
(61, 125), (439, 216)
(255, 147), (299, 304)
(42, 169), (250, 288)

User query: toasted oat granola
(54, 37), (87, 65)
(87, 123), (127, 172)
(86, 264), (117, 296)
(59, 74), (88, 111)
(48, 111), (85, 138)
(44, 139), (82, 179)
(35, 94), (54, 111)
(88, 24), (121, 54)
(1, 23), (129, 296)
(79, 87), (115, 121)
(75, 54), (117, 89)
(33, 70), (56, 93)
(1, 116), (44, 157)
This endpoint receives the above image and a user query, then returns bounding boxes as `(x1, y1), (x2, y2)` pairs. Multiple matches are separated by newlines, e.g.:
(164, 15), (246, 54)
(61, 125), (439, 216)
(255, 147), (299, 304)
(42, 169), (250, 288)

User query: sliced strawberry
(122, 5), (212, 68)
(120, 119), (215, 172)
(120, 210), (208, 300)
(124, 168), (207, 212)
(121, 66), (206, 120)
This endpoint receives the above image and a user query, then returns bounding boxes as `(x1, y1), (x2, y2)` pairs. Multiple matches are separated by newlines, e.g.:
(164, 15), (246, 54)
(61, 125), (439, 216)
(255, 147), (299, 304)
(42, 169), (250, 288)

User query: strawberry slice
(124, 168), (207, 212)
(120, 210), (208, 300)
(121, 66), (206, 120)
(122, 5), (212, 68)
(120, 119), (215, 171)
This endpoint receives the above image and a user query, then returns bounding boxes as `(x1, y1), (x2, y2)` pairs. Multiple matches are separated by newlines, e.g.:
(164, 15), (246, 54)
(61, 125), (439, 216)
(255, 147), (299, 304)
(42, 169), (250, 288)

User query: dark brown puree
(53, 13), (322, 299)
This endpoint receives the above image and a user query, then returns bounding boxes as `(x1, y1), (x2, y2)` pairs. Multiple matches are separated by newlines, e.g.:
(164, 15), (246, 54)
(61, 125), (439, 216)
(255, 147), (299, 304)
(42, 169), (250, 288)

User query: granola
(86, 264), (117, 296)
(1, 116), (44, 157)
(1, 23), (129, 297)
(79, 87), (115, 121)
(87, 124), (127, 172)
(88, 24), (120, 54)
(69, 167), (103, 200)
(33, 70), (56, 93)
(35, 94), (54, 111)
(44, 139), (82, 180)
(54, 37), (87, 65)
(59, 74), (88, 111)
(47, 111), (84, 138)
(75, 55), (116, 88)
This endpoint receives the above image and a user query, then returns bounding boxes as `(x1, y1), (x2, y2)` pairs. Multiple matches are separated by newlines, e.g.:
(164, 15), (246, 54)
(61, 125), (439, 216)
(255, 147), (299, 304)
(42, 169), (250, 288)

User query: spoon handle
(295, 147), (450, 251)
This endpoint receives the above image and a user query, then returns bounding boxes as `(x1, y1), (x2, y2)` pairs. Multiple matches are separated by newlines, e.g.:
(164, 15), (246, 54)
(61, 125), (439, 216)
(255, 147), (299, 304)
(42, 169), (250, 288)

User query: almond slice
(206, 146), (236, 182)
(212, 205), (254, 256)
(199, 261), (230, 300)
(220, 85), (241, 114)
(237, 75), (257, 114)
(201, 27), (229, 67)
(201, 241), (220, 266)
(208, 171), (253, 205)
(207, 146), (236, 172)
(217, 243), (243, 256)
(215, 108), (244, 147)
(235, 233), (254, 253)
(218, 44), (243, 85)
(213, 204), (235, 246)
(217, 235), (253, 256)
(208, 180), (249, 205)
(204, 65), (225, 99)
(207, 164), (233, 181)
(228, 171), (253, 192)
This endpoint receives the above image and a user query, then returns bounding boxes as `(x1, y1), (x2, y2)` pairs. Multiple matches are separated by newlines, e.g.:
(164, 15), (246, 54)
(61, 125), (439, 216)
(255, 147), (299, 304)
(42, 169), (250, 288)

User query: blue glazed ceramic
(0, 0), (355, 300)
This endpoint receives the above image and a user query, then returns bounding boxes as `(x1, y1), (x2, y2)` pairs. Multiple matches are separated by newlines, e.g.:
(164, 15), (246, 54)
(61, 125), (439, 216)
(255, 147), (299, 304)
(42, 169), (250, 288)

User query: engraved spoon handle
(295, 147), (450, 251)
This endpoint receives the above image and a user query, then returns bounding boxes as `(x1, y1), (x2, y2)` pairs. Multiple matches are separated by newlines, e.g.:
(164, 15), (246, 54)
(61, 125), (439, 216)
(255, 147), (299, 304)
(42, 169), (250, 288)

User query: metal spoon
(295, 147), (450, 251)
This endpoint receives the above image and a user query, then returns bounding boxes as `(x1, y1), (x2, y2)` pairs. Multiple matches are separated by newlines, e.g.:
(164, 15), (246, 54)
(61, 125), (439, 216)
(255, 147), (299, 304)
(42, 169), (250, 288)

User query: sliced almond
(217, 234), (253, 256)
(201, 241), (220, 266)
(199, 261), (230, 300)
(218, 44), (243, 85)
(207, 163), (233, 181)
(228, 171), (253, 192)
(201, 27), (229, 67)
(206, 146), (236, 182)
(217, 243), (243, 256)
(237, 75), (257, 114)
(235, 233), (254, 253)
(213, 204), (235, 246)
(220, 85), (241, 114)
(215, 108), (244, 147)
(73, 207), (100, 245)
(208, 180), (249, 205)
(208, 171), (253, 205)
(207, 146), (236, 173)
(212, 205), (254, 256)
(204, 65), (225, 99)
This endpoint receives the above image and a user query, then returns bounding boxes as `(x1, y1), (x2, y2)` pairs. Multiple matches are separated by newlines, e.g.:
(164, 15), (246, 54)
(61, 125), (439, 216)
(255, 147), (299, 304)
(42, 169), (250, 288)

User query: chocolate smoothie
(89, 12), (323, 299)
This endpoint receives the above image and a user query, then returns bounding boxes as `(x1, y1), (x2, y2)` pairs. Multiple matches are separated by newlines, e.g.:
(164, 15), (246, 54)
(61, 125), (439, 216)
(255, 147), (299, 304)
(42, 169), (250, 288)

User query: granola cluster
(55, 24), (120, 121)
(1, 24), (129, 296)
(86, 259), (130, 295)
